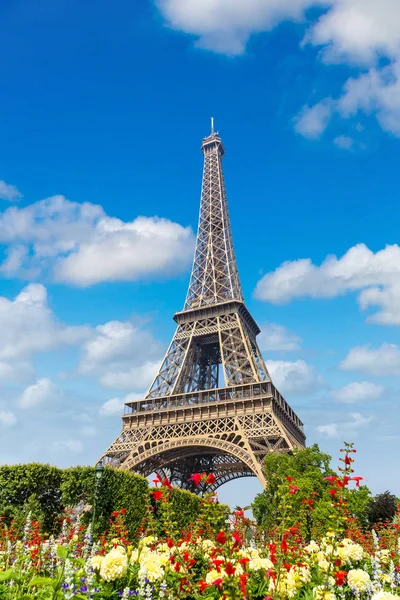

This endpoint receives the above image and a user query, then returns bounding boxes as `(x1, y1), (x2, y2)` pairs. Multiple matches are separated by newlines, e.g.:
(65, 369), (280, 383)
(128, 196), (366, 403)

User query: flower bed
(0, 445), (399, 599)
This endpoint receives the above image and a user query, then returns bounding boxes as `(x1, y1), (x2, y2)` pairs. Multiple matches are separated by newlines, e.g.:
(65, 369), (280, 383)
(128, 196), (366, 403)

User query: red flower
(286, 476), (294, 482)
(328, 489), (337, 497)
(153, 474), (162, 485)
(111, 511), (119, 517)
(152, 490), (163, 501)
(225, 562), (236, 576)
(216, 531), (227, 545)
(334, 570), (348, 586)
(189, 473), (202, 486)
(232, 532), (242, 549)
(120, 508), (126, 515)
(281, 539), (288, 554)
(289, 485), (299, 494)
(211, 577), (223, 588)
(163, 478), (173, 489)
(344, 455), (352, 465)
(238, 557), (250, 567)
(324, 476), (337, 484)
(351, 476), (364, 487)
(198, 580), (208, 592)
(207, 473), (216, 485)
(212, 559), (224, 572)
(239, 573), (249, 598)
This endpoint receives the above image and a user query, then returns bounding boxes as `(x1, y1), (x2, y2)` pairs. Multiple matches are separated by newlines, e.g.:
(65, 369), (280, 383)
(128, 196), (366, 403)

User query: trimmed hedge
(0, 464), (228, 538)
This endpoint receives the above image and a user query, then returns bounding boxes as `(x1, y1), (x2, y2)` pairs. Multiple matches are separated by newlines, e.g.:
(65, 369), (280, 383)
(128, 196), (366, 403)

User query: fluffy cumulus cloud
(18, 378), (60, 410)
(254, 243), (400, 325)
(156, 0), (400, 138)
(339, 344), (400, 376)
(266, 359), (324, 395)
(0, 180), (22, 202)
(0, 411), (17, 427)
(99, 393), (142, 417)
(0, 283), (89, 383)
(298, 1), (400, 138)
(79, 320), (162, 390)
(0, 195), (194, 286)
(258, 323), (301, 352)
(294, 100), (333, 139)
(317, 411), (373, 438)
(331, 381), (384, 403)
(157, 0), (327, 55)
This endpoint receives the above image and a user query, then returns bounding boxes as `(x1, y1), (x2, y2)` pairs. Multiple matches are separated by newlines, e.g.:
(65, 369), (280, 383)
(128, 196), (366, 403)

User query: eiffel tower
(101, 122), (305, 490)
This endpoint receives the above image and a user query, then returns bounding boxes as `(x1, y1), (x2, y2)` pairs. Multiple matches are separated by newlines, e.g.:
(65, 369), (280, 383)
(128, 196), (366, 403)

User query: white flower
(305, 541), (320, 554)
(347, 569), (371, 593)
(338, 539), (363, 563)
(138, 551), (169, 582)
(90, 555), (103, 570)
(371, 593), (399, 600)
(100, 548), (128, 582)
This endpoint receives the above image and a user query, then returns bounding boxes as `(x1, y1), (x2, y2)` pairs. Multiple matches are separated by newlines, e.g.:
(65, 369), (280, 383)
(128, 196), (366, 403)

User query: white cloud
(0, 411), (17, 427)
(99, 392), (143, 417)
(254, 243), (400, 325)
(0, 180), (22, 202)
(317, 412), (373, 438)
(79, 320), (161, 390)
(156, 0), (400, 138)
(316, 423), (338, 437)
(340, 344), (400, 376)
(0, 195), (194, 286)
(18, 378), (60, 410)
(0, 361), (35, 383)
(331, 381), (384, 403)
(266, 359), (324, 395)
(333, 135), (353, 149)
(157, 0), (328, 55)
(307, 0), (400, 65)
(99, 397), (125, 417)
(0, 283), (89, 382)
(294, 100), (333, 138)
(53, 439), (85, 454)
(258, 323), (301, 351)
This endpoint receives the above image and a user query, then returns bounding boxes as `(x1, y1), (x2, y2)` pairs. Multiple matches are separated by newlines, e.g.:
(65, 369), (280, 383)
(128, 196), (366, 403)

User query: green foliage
(0, 464), (228, 541)
(152, 487), (229, 538)
(368, 490), (398, 525)
(252, 444), (372, 538)
(0, 464), (62, 533)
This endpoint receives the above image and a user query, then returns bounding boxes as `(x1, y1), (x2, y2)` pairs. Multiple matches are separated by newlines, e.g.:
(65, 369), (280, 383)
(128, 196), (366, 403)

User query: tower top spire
(211, 116), (215, 134)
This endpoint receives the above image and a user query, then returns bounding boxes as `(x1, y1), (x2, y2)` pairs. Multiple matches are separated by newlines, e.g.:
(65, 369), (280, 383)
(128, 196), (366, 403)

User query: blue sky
(1, 0), (400, 507)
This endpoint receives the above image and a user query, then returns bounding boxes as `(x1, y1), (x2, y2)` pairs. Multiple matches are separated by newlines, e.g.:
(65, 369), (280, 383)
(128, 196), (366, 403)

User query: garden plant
(0, 443), (399, 599)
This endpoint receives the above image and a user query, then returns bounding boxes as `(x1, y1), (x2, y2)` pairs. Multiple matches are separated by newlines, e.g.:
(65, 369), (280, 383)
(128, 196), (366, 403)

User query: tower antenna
(211, 116), (215, 134)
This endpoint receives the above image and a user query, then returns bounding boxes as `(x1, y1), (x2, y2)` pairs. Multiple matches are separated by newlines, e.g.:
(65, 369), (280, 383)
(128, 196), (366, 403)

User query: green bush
(0, 463), (228, 539)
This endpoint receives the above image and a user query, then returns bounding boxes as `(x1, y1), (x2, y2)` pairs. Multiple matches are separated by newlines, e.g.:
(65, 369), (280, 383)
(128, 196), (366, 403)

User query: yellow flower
(138, 551), (169, 582)
(249, 556), (273, 571)
(313, 586), (336, 600)
(305, 541), (320, 554)
(90, 555), (104, 571)
(338, 539), (363, 563)
(372, 593), (398, 600)
(206, 569), (225, 584)
(100, 549), (128, 582)
(347, 569), (371, 593)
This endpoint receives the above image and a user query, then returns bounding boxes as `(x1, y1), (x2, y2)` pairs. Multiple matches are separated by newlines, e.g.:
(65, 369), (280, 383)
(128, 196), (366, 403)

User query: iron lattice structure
(101, 126), (305, 491)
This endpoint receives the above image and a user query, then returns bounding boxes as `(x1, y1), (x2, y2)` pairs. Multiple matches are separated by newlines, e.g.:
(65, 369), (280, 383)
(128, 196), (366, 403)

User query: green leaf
(56, 545), (69, 559)
(29, 576), (55, 587)
(0, 569), (16, 582)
